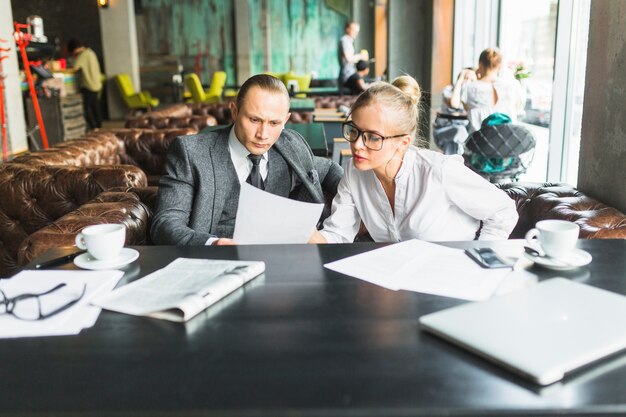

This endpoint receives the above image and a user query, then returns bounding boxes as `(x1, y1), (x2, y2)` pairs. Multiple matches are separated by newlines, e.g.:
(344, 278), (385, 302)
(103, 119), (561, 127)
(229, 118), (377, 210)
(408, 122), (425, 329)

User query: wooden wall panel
(253, 0), (348, 78)
(138, 0), (236, 85)
(137, 0), (347, 84)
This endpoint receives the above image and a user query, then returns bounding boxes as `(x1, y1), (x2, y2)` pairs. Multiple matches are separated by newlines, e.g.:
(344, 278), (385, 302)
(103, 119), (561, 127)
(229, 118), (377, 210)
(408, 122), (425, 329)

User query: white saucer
(523, 248), (592, 271)
(74, 248), (139, 270)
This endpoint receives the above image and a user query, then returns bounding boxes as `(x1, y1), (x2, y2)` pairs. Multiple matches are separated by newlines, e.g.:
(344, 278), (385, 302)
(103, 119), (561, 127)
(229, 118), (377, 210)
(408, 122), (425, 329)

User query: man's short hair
(67, 38), (83, 54)
(235, 74), (289, 109)
(344, 20), (359, 31)
(356, 60), (368, 71)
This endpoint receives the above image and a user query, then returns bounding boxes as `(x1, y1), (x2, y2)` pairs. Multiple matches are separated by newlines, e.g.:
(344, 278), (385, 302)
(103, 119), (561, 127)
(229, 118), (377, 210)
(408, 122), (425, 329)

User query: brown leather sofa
(0, 164), (149, 277)
(125, 103), (218, 130)
(12, 128), (196, 186)
(313, 95), (358, 109)
(498, 182), (626, 239)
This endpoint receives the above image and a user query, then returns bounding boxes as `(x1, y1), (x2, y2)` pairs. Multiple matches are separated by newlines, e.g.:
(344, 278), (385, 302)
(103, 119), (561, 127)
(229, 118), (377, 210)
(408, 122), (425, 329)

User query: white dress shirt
(320, 147), (518, 243)
(228, 126), (269, 182)
(206, 127), (269, 245)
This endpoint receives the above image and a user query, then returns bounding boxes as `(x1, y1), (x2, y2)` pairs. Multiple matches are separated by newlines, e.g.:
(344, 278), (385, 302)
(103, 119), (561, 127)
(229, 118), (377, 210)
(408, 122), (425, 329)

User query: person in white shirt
(338, 21), (368, 92)
(450, 47), (523, 133)
(309, 75), (518, 244)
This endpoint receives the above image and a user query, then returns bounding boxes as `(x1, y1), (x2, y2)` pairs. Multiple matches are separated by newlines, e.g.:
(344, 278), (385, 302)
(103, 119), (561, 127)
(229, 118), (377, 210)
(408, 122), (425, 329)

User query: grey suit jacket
(151, 126), (343, 245)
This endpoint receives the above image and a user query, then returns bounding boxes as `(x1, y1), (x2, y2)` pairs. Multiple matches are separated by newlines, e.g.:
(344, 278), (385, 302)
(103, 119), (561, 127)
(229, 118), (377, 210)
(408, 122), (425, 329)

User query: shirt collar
(228, 125), (269, 162)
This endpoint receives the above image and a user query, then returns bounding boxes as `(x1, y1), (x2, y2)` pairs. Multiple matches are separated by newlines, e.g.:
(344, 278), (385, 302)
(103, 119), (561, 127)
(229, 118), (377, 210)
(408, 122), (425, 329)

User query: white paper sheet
(0, 270), (124, 338)
(324, 239), (515, 301)
(233, 182), (324, 244)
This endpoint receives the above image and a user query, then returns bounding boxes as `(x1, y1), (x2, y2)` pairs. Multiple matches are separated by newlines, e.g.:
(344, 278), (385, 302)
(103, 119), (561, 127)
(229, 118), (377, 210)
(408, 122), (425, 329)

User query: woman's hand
(308, 229), (328, 244)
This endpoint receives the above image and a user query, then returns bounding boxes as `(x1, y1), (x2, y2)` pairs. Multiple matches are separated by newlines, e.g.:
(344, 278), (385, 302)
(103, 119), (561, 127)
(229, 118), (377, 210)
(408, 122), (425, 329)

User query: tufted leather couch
(125, 113), (217, 131)
(0, 164), (149, 277)
(313, 95), (358, 109)
(12, 128), (196, 186)
(498, 182), (626, 239)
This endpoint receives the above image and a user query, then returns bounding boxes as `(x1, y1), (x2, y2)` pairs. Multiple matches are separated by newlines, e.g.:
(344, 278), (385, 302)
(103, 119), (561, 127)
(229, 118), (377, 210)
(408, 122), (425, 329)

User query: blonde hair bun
(392, 75), (421, 106)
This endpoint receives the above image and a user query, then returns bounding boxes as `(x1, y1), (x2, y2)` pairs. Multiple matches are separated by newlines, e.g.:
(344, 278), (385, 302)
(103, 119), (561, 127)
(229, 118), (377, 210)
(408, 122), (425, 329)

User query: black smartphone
(465, 247), (510, 268)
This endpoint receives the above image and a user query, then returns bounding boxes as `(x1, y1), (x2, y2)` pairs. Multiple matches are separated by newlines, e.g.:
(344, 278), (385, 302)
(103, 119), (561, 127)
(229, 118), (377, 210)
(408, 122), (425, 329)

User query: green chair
(114, 73), (159, 114)
(185, 71), (227, 104)
(284, 72), (312, 98)
(285, 122), (328, 157)
(265, 71), (287, 84)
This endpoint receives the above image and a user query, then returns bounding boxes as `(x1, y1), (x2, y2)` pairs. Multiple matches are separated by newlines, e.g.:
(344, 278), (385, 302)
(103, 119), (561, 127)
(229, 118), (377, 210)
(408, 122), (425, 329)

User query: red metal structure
(0, 39), (9, 160)
(13, 21), (49, 149)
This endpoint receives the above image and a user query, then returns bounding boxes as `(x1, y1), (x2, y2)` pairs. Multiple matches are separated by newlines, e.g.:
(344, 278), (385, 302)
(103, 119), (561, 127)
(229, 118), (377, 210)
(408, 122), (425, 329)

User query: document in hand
(324, 239), (514, 301)
(92, 258), (265, 322)
(233, 182), (324, 244)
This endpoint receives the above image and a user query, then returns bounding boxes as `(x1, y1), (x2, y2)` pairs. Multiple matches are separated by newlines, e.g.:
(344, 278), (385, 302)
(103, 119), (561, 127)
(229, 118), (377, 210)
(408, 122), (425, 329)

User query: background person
(151, 74), (343, 246)
(338, 21), (368, 92)
(67, 38), (103, 129)
(309, 75), (518, 244)
(344, 60), (371, 95)
(450, 47), (523, 133)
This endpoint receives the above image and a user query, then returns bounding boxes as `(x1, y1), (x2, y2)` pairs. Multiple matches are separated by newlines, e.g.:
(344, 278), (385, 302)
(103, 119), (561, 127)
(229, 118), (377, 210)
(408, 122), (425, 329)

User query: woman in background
(450, 47), (523, 133)
(309, 75), (518, 244)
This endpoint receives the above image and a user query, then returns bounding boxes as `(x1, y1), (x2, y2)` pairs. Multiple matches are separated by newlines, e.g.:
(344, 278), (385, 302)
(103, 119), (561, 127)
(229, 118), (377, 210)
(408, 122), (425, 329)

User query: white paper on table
(0, 270), (124, 338)
(324, 239), (514, 301)
(233, 182), (324, 244)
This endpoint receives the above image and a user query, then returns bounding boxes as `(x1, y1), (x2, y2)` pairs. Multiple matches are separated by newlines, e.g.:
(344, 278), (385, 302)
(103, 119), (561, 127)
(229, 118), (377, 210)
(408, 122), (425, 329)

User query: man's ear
(284, 112), (291, 125)
(230, 101), (238, 119)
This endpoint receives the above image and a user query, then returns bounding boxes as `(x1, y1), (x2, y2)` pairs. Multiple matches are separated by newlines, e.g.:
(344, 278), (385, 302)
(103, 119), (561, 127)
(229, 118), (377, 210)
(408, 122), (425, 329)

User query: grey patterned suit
(151, 126), (343, 245)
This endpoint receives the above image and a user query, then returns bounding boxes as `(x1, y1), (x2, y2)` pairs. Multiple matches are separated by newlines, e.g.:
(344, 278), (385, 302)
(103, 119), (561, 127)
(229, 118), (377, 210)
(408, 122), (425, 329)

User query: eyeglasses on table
(0, 282), (87, 321)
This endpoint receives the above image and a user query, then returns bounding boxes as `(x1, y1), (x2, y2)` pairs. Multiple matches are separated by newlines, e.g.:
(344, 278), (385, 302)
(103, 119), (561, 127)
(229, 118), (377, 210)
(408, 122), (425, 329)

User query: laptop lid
(419, 278), (626, 385)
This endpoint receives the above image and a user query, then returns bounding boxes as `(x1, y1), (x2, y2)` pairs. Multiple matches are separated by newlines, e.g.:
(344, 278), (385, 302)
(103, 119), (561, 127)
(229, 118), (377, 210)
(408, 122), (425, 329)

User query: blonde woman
(450, 47), (523, 133)
(310, 75), (518, 244)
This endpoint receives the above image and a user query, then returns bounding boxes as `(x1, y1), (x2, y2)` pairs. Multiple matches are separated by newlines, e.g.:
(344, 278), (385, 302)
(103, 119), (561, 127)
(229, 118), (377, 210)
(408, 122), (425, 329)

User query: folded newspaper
(92, 258), (265, 322)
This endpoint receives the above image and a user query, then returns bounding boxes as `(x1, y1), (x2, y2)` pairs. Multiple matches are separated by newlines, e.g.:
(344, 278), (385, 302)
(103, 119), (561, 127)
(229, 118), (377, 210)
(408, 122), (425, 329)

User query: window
(453, 0), (591, 185)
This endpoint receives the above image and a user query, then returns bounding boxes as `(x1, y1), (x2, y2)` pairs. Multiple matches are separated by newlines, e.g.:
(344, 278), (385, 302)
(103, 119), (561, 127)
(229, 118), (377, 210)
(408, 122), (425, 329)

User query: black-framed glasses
(342, 122), (407, 151)
(0, 283), (87, 321)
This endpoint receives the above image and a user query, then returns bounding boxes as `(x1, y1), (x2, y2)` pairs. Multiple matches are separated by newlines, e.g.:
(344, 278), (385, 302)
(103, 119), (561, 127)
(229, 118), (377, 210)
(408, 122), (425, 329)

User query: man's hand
(214, 238), (237, 246)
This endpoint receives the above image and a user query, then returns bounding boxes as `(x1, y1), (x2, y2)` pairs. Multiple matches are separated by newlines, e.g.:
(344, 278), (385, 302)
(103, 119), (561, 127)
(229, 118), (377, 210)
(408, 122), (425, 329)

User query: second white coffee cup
(75, 224), (126, 261)
(525, 220), (579, 259)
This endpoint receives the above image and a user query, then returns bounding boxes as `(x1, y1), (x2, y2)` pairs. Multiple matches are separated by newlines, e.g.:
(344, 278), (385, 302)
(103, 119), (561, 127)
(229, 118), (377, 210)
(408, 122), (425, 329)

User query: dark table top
(3, 239), (626, 417)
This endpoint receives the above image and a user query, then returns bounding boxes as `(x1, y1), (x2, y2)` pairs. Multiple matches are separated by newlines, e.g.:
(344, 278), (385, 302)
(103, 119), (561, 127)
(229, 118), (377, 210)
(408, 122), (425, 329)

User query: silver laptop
(419, 278), (626, 385)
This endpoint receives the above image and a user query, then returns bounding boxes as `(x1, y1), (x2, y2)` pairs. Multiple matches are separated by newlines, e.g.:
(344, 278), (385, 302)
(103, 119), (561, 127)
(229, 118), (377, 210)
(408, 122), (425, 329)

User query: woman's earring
(384, 150), (405, 180)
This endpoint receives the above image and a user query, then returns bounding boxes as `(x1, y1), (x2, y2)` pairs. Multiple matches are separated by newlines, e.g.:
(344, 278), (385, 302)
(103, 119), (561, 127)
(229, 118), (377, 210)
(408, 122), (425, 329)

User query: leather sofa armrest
(498, 182), (626, 239)
(17, 191), (151, 268)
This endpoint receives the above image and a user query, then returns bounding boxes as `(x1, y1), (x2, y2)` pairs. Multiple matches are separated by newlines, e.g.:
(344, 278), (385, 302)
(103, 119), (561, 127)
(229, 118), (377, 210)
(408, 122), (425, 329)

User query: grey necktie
(246, 154), (265, 190)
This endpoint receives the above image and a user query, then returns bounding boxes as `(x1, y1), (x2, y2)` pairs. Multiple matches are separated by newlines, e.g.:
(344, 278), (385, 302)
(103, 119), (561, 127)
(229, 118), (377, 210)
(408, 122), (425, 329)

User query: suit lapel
(274, 136), (324, 202)
(208, 128), (234, 232)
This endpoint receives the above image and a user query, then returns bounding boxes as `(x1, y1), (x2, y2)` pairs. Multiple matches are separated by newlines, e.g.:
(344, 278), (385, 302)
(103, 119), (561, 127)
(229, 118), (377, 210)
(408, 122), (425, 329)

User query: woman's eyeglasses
(0, 283), (87, 321)
(342, 122), (406, 151)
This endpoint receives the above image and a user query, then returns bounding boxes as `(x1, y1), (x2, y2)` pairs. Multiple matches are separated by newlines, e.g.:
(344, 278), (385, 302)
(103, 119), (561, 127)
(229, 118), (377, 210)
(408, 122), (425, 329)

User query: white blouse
(320, 147), (518, 243)
(460, 77), (523, 133)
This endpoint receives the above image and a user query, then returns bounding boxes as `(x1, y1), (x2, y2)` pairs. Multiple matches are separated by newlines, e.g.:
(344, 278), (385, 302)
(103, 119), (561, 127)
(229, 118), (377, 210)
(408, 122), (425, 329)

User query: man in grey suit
(151, 74), (343, 245)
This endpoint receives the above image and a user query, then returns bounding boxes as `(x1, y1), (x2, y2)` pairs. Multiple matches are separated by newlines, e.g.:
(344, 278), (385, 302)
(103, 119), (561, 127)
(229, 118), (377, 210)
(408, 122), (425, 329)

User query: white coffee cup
(75, 224), (126, 261)
(525, 220), (579, 259)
